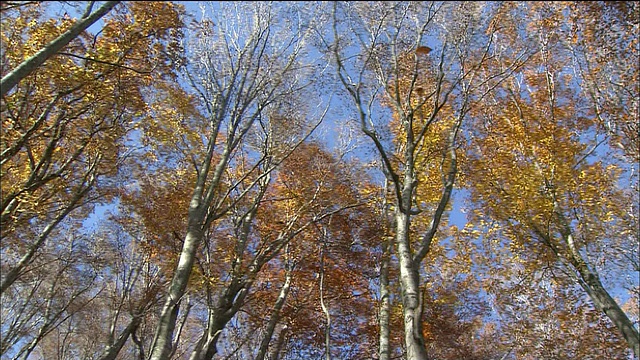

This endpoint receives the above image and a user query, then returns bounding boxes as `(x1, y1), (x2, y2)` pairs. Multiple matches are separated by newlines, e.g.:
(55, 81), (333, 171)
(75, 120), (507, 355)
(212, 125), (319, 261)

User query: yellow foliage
(1, 2), (185, 242)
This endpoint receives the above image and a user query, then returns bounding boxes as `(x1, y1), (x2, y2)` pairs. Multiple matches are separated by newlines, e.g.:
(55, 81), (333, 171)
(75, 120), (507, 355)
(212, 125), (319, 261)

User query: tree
(1, 232), (102, 359)
(254, 246), (294, 360)
(0, 1), (184, 294)
(328, 2), (522, 358)
(92, 222), (165, 360)
(190, 140), (382, 360)
(0, 1), (120, 97)
(2, 2), (637, 358)
(22, 220), (167, 360)
(462, 2), (639, 356)
(144, 3), (328, 358)
(562, 1), (640, 163)
(1, 2), (185, 357)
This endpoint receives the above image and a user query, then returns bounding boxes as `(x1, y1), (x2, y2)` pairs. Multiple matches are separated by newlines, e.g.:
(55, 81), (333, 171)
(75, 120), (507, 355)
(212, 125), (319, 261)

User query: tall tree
(1, 232), (102, 359)
(328, 2), (523, 358)
(145, 3), (327, 358)
(463, 2), (639, 356)
(0, 0), (184, 293)
(465, 213), (632, 359)
(207, 141), (382, 360)
(1, 2), (185, 358)
(563, 1), (640, 163)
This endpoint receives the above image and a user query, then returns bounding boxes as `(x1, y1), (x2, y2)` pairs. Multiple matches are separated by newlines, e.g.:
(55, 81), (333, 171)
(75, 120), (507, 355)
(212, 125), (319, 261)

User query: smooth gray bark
(149, 212), (206, 360)
(1, 1), (120, 97)
(378, 178), (392, 360)
(96, 318), (140, 360)
(149, 90), (229, 359)
(97, 283), (154, 360)
(256, 263), (293, 360)
(149, 159), (217, 360)
(378, 236), (391, 360)
(555, 209), (640, 358)
(188, 182), (267, 360)
(578, 266), (640, 358)
(187, 196), (353, 360)
(395, 177), (429, 360)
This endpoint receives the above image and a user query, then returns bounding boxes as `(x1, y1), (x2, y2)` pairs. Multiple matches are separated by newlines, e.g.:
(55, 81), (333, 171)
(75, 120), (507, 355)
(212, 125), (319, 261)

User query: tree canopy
(1, 2), (638, 359)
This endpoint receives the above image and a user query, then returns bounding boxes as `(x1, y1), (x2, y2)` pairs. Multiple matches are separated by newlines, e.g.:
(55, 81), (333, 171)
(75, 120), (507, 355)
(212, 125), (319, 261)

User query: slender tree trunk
(256, 265), (292, 360)
(1, 1), (120, 97)
(149, 216), (204, 360)
(396, 207), (429, 360)
(319, 241), (331, 360)
(270, 325), (288, 360)
(394, 157), (429, 360)
(567, 241), (640, 358)
(96, 318), (140, 360)
(378, 236), (391, 360)
(188, 306), (236, 360)
(557, 208), (640, 357)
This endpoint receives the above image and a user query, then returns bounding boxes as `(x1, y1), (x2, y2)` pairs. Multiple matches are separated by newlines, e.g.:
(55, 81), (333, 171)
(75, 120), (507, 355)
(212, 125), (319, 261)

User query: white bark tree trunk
(149, 216), (205, 360)
(256, 264), (293, 360)
(395, 180), (429, 360)
(319, 239), (332, 360)
(378, 237), (391, 360)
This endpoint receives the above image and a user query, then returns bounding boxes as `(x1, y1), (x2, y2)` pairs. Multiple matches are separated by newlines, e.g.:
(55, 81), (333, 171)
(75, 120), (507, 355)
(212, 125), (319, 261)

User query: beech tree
(0, 1), (120, 97)
(0, 0), (184, 293)
(22, 221), (166, 360)
(1, 2), (184, 357)
(328, 2), (524, 358)
(463, 2), (639, 357)
(563, 1), (639, 163)
(1, 232), (102, 359)
(2, 2), (637, 359)
(141, 3), (330, 358)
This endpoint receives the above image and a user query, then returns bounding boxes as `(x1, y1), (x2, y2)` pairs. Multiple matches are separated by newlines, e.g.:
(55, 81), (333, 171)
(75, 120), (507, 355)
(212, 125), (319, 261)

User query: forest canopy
(1, 2), (638, 359)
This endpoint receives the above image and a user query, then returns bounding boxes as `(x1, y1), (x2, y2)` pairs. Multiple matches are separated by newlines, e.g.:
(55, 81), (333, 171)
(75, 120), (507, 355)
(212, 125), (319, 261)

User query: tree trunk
(378, 236), (391, 360)
(1, 1), (120, 97)
(189, 278), (249, 360)
(270, 325), (289, 360)
(96, 317), (140, 360)
(320, 245), (331, 360)
(256, 266), (292, 360)
(571, 251), (640, 358)
(393, 159), (430, 360)
(558, 209), (640, 357)
(188, 308), (226, 360)
(149, 218), (204, 360)
(396, 207), (429, 360)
